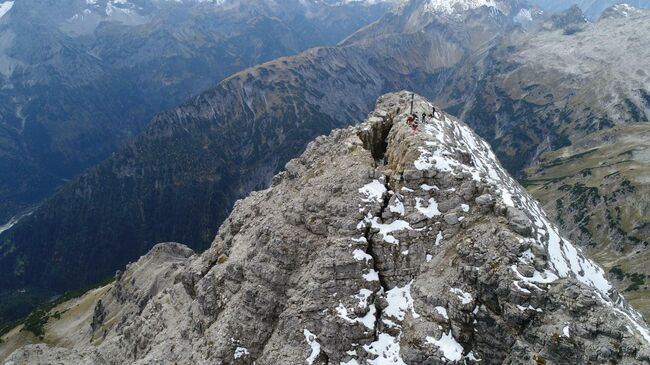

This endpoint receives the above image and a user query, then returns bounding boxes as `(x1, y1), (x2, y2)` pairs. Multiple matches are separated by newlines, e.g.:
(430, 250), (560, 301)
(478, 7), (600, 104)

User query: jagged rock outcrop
(4, 92), (650, 364)
(1, 0), (535, 325)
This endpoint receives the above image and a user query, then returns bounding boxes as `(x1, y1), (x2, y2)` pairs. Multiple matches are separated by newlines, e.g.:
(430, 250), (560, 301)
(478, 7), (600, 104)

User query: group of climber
(405, 93), (436, 132)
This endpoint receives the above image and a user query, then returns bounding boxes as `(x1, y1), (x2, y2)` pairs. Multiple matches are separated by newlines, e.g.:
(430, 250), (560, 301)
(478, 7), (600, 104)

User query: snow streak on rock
(412, 98), (650, 342)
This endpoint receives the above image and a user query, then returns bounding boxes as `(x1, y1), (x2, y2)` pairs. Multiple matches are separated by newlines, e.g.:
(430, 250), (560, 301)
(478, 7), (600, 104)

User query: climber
(406, 113), (415, 126)
(405, 113), (418, 131)
(421, 112), (427, 124)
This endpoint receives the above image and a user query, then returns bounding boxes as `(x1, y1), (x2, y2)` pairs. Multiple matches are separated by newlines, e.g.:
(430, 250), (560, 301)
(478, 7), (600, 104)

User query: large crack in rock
(358, 111), (394, 165)
(356, 110), (398, 351)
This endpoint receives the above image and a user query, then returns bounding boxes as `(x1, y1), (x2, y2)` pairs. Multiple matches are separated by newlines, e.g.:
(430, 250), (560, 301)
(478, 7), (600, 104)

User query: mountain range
(528, 0), (650, 19)
(1, 0), (649, 344)
(0, 0), (542, 326)
(440, 3), (650, 313)
(0, 0), (394, 223)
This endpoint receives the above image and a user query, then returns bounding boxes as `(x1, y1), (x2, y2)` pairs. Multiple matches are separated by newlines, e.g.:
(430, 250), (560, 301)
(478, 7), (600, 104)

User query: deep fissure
(360, 114), (396, 343)
(358, 114), (394, 165)
(362, 180), (392, 343)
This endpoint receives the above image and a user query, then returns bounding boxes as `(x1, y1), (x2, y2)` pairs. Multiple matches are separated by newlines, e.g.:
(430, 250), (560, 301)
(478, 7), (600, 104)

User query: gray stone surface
(5, 92), (650, 364)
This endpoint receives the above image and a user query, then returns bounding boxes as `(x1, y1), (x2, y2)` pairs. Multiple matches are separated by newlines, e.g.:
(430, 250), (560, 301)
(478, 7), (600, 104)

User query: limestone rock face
(5, 92), (650, 364)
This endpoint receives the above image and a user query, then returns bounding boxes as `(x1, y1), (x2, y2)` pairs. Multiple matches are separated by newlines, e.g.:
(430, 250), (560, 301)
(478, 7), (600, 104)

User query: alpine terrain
(0, 0), (394, 224)
(498, 6), (650, 315)
(527, 0), (650, 19)
(3, 0), (650, 328)
(436, 4), (650, 315)
(2, 92), (650, 364)
(0, 0), (537, 325)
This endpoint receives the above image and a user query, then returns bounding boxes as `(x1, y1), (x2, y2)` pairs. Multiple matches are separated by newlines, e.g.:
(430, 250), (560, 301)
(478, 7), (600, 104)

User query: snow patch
(364, 333), (406, 365)
(388, 198), (405, 215)
(369, 217), (412, 244)
(336, 289), (376, 330)
(511, 265), (559, 285)
(415, 197), (441, 218)
(0, 211), (32, 236)
(466, 351), (480, 361)
(353, 249), (372, 263)
(516, 304), (542, 312)
(421, 184), (437, 191)
(450, 288), (472, 304)
(359, 180), (387, 203)
(435, 231), (443, 246)
(0, 1), (14, 19)
(234, 347), (249, 359)
(384, 281), (420, 321)
(435, 306), (449, 320)
(426, 331), (464, 361)
(303, 329), (321, 365)
(363, 269), (380, 282)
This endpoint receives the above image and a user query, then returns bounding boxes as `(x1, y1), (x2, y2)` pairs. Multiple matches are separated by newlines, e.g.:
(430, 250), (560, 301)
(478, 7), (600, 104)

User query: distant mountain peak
(58, 0), (400, 35)
(423, 0), (501, 14)
(600, 3), (645, 19)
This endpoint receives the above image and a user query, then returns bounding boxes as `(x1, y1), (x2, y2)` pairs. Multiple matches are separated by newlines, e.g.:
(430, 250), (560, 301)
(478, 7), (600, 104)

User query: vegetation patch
(609, 265), (647, 292)
(565, 183), (600, 235)
(541, 148), (598, 169)
(551, 133), (572, 150)
(555, 198), (565, 226)
(0, 276), (115, 338)
(625, 272), (646, 292)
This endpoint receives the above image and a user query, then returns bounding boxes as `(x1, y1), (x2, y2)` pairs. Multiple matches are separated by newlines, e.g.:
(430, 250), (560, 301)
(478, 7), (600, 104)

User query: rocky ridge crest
(4, 92), (650, 364)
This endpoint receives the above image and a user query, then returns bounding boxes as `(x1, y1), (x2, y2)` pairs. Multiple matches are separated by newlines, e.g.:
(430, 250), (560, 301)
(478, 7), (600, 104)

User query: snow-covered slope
(3, 92), (649, 364)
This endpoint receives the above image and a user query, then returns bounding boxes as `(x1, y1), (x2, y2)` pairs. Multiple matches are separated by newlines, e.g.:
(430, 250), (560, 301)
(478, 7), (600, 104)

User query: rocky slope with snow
(0, 0), (533, 327)
(3, 92), (650, 364)
(5, 0), (650, 329)
(525, 118), (650, 317)
(438, 4), (650, 316)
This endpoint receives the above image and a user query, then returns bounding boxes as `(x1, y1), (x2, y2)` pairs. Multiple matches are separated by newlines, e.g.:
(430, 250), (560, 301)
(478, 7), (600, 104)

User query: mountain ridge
(2, 0), (517, 320)
(4, 0), (650, 326)
(0, 0), (394, 223)
(2, 91), (649, 364)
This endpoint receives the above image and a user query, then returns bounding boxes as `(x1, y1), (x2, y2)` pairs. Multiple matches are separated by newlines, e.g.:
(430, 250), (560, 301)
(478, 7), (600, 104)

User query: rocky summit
(3, 92), (650, 364)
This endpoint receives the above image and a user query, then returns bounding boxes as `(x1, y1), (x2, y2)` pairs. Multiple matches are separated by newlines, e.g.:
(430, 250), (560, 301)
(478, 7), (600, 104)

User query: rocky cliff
(3, 92), (649, 364)
(0, 0), (528, 324)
